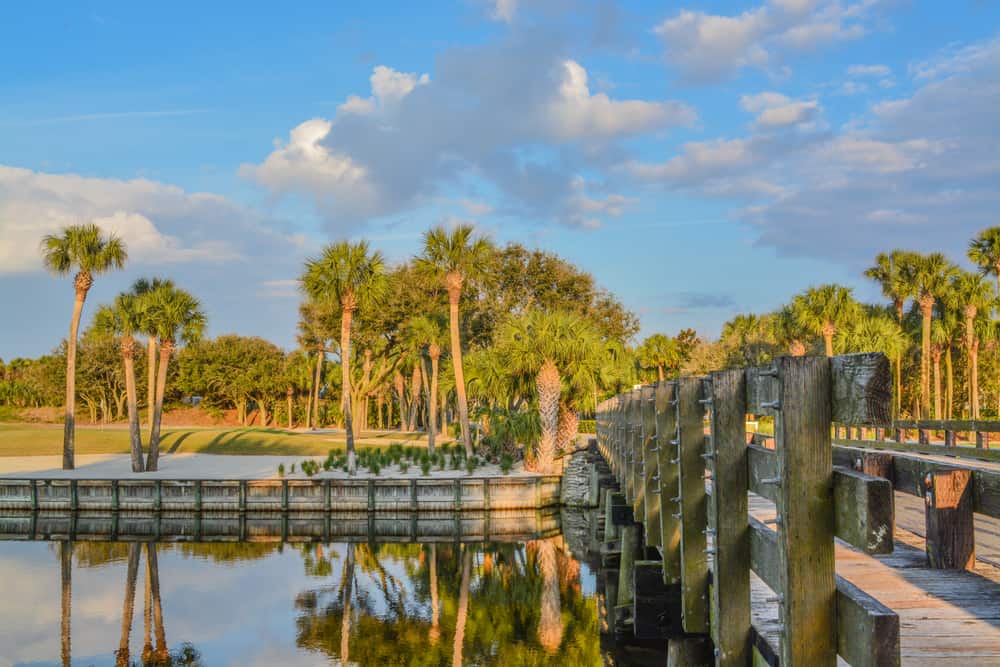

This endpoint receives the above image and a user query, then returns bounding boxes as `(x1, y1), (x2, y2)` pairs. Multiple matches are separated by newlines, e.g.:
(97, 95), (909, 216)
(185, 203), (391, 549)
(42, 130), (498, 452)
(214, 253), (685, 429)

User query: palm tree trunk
(342, 309), (356, 474)
(429, 544), (440, 645)
(822, 322), (835, 358)
(394, 371), (405, 431)
(143, 548), (152, 663)
(145, 544), (168, 660)
(920, 297), (934, 419)
(449, 290), (473, 456)
(537, 538), (564, 655)
(428, 350), (439, 454)
(123, 339), (144, 472)
(63, 278), (90, 470)
(556, 404), (578, 453)
(945, 347), (954, 421)
(535, 360), (561, 473)
(971, 340), (981, 419)
(341, 544), (355, 665)
(932, 349), (942, 420)
(116, 544), (141, 666)
(312, 349), (323, 429)
(409, 363), (421, 431)
(147, 341), (172, 471)
(894, 352), (902, 418)
(452, 547), (472, 667)
(61, 540), (72, 667)
(657, 364), (664, 382)
(146, 336), (157, 433)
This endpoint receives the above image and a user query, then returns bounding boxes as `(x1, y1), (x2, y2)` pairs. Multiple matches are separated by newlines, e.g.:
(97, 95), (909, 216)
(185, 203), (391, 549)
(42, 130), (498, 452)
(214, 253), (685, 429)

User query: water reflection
(4, 529), (600, 665)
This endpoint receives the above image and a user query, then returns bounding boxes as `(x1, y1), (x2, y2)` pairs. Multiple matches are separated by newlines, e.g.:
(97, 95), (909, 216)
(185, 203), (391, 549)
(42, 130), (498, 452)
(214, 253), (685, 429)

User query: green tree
(94, 295), (146, 471)
(864, 250), (918, 416)
(40, 223), (127, 469)
(301, 241), (388, 474)
(419, 224), (493, 457)
(405, 314), (448, 453)
(790, 284), (859, 357)
(947, 271), (995, 417)
(133, 278), (175, 433)
(636, 334), (681, 382)
(143, 285), (205, 471)
(968, 227), (1000, 297)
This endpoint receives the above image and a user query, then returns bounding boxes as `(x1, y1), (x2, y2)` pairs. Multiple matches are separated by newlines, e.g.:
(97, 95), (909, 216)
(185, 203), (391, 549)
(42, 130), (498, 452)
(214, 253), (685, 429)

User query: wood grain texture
(676, 376), (709, 633)
(640, 385), (661, 547)
(655, 381), (681, 583)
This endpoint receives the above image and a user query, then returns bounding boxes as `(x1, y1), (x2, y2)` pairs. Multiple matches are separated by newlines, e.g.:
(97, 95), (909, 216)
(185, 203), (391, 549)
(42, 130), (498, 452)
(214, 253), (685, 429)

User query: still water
(0, 515), (610, 666)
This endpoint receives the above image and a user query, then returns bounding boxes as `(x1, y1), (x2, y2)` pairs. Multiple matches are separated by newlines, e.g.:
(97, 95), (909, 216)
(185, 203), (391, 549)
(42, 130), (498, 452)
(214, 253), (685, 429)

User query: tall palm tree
(636, 334), (680, 382)
(772, 306), (808, 357)
(835, 311), (909, 361)
(452, 547), (472, 667)
(902, 253), (959, 418)
(301, 241), (388, 474)
(865, 250), (917, 416)
(535, 538), (564, 655)
(419, 224), (493, 457)
(341, 544), (356, 665)
(790, 284), (859, 357)
(94, 295), (145, 471)
(968, 227), (1000, 297)
(40, 224), (127, 469)
(405, 315), (448, 453)
(116, 544), (142, 667)
(948, 271), (995, 417)
(60, 540), (73, 667)
(145, 544), (169, 662)
(133, 278), (175, 434)
(428, 544), (440, 646)
(144, 286), (206, 471)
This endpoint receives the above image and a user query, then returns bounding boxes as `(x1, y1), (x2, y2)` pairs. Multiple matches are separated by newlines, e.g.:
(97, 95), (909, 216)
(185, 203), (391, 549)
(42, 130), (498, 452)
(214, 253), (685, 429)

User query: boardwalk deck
(746, 493), (1000, 666)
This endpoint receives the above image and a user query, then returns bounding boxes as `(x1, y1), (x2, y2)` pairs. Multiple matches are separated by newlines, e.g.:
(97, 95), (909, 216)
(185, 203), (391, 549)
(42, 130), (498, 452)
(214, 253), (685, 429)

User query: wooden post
(641, 385), (661, 547)
(708, 368), (750, 665)
(239, 480), (247, 513)
(655, 381), (681, 584)
(483, 478), (490, 511)
(918, 428), (929, 445)
(667, 637), (713, 667)
(676, 376), (709, 634)
(194, 480), (202, 512)
(70, 480), (78, 511)
(617, 524), (640, 628)
(773, 356), (836, 666)
(855, 452), (893, 481)
(325, 479), (332, 512)
(281, 479), (289, 511)
(31, 479), (38, 512)
(369, 479), (377, 512)
(631, 390), (645, 521)
(894, 427), (904, 443)
(924, 470), (975, 569)
(944, 430), (955, 448)
(976, 432), (987, 449)
(153, 480), (161, 512)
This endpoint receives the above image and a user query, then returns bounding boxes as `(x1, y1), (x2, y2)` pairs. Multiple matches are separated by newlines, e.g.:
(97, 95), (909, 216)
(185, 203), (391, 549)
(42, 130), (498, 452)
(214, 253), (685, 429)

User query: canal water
(0, 511), (667, 666)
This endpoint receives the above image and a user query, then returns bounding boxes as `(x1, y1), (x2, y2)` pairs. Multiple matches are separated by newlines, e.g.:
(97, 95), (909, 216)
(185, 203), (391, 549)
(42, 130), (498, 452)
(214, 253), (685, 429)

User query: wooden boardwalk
(745, 492), (1000, 665)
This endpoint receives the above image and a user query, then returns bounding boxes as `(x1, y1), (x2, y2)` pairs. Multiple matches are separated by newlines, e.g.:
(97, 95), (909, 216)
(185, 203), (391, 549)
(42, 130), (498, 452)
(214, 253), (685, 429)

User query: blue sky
(2, 1), (999, 358)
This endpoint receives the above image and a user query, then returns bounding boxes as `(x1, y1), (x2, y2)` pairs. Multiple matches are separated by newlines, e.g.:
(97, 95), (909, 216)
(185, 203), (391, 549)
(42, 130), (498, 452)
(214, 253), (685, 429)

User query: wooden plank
(894, 419), (1000, 433)
(708, 367), (751, 666)
(656, 381), (682, 585)
(832, 466), (894, 555)
(748, 445), (779, 504)
(640, 385), (661, 548)
(676, 376), (709, 633)
(631, 389), (645, 520)
(835, 576), (900, 667)
(750, 516), (780, 593)
(774, 356), (836, 666)
(834, 437), (1000, 463)
(925, 470), (975, 569)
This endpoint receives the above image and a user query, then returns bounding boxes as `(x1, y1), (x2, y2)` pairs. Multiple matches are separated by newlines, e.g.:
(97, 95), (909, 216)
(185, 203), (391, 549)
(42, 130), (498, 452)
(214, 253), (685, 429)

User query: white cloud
(491, 0), (518, 23)
(740, 92), (820, 128)
(654, 1), (879, 83)
(0, 166), (280, 274)
(848, 63), (890, 77)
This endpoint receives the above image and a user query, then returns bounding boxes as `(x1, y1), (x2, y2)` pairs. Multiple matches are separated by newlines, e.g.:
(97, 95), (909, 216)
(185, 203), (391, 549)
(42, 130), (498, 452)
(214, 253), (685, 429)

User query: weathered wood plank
(631, 390), (645, 518)
(835, 576), (901, 667)
(708, 367), (751, 666)
(833, 466), (894, 555)
(831, 352), (892, 426)
(894, 419), (1000, 433)
(774, 356), (836, 665)
(925, 470), (975, 570)
(656, 381), (682, 585)
(834, 437), (1000, 464)
(748, 445), (779, 504)
(676, 376), (709, 634)
(640, 385), (661, 548)
(750, 516), (780, 593)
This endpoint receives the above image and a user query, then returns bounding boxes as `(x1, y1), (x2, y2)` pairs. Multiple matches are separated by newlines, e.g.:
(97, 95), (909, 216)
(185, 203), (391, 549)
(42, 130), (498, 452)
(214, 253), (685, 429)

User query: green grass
(0, 423), (433, 457)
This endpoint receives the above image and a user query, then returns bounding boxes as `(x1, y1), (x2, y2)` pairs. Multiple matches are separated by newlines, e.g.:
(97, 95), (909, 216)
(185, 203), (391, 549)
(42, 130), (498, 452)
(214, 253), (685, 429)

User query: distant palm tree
(94, 295), (145, 471)
(968, 227), (1000, 296)
(948, 271), (995, 417)
(115, 544), (141, 667)
(636, 334), (680, 382)
(133, 278), (175, 434)
(406, 314), (448, 453)
(864, 250), (917, 416)
(835, 312), (909, 361)
(301, 241), (388, 474)
(144, 286), (206, 471)
(419, 224), (492, 457)
(41, 224), (127, 469)
(790, 284), (859, 357)
(901, 253), (958, 418)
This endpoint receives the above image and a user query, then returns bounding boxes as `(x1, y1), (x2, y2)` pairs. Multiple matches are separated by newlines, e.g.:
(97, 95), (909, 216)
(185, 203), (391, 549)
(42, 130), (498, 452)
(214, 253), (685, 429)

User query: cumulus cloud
(847, 63), (890, 77)
(242, 42), (694, 231)
(0, 166), (294, 274)
(740, 92), (821, 128)
(654, 0), (880, 83)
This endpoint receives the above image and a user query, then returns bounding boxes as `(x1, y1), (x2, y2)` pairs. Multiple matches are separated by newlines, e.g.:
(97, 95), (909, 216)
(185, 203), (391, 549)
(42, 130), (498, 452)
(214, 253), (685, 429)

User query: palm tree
(771, 306), (808, 357)
(144, 286), (206, 471)
(40, 224), (127, 469)
(405, 315), (448, 453)
(419, 224), (493, 457)
(301, 241), (388, 474)
(865, 250), (917, 416)
(145, 544), (169, 662)
(720, 313), (775, 366)
(948, 271), (995, 417)
(835, 311), (909, 361)
(133, 278), (175, 434)
(497, 310), (605, 472)
(94, 295), (145, 472)
(116, 544), (142, 666)
(534, 538), (564, 655)
(428, 544), (440, 645)
(636, 334), (680, 382)
(968, 227), (1000, 296)
(790, 284), (859, 357)
(902, 253), (959, 418)
(60, 540), (72, 667)
(453, 547), (472, 667)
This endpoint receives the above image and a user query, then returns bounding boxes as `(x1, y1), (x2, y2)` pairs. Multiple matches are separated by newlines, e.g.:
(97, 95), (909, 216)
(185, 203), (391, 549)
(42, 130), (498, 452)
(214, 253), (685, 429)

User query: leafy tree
(636, 334), (681, 382)
(418, 224), (493, 457)
(968, 226), (1000, 297)
(301, 241), (388, 474)
(790, 284), (859, 357)
(40, 223), (127, 469)
(405, 314), (448, 452)
(947, 271), (996, 417)
(133, 278), (175, 431)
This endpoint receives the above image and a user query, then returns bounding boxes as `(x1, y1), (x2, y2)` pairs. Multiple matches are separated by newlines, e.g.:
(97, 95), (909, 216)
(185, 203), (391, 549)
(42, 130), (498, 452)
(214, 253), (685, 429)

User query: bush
(400, 461), (409, 473)
(420, 460), (431, 476)
(577, 419), (596, 434)
(277, 463), (285, 477)
(500, 453), (513, 475)
(466, 456), (477, 475)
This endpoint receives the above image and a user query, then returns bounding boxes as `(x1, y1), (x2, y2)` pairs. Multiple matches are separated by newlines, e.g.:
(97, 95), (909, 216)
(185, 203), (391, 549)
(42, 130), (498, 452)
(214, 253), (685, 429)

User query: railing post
(924, 470), (975, 569)
(944, 430), (955, 447)
(773, 356), (836, 665)
(676, 376), (709, 634)
(631, 390), (645, 520)
(708, 368), (750, 666)
(918, 428), (930, 445)
(656, 381), (681, 584)
(640, 386), (660, 548)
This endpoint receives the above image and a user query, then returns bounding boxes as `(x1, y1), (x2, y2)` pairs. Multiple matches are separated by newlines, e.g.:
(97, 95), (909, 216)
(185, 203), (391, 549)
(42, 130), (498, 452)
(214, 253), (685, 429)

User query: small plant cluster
(275, 444), (505, 477)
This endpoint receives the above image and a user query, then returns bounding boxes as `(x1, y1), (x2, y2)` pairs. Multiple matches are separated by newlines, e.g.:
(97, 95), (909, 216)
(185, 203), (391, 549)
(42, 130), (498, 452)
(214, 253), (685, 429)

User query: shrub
(278, 463), (285, 477)
(290, 463), (296, 474)
(420, 460), (431, 476)
(400, 461), (410, 473)
(577, 419), (596, 434)
(500, 454), (513, 475)
(466, 456), (477, 475)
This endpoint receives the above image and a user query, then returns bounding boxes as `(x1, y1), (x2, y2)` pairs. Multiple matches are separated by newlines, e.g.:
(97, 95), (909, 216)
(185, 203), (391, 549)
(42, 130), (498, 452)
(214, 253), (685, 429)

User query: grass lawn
(0, 423), (434, 457)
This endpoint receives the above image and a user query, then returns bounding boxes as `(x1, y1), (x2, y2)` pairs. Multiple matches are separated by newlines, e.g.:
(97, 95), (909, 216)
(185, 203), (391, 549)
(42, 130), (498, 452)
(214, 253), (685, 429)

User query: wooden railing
(835, 419), (998, 462)
(597, 353), (899, 666)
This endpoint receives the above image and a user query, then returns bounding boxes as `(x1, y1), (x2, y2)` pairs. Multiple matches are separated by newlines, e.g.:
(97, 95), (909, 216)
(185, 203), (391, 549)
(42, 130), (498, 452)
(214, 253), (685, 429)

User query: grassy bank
(0, 423), (432, 457)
